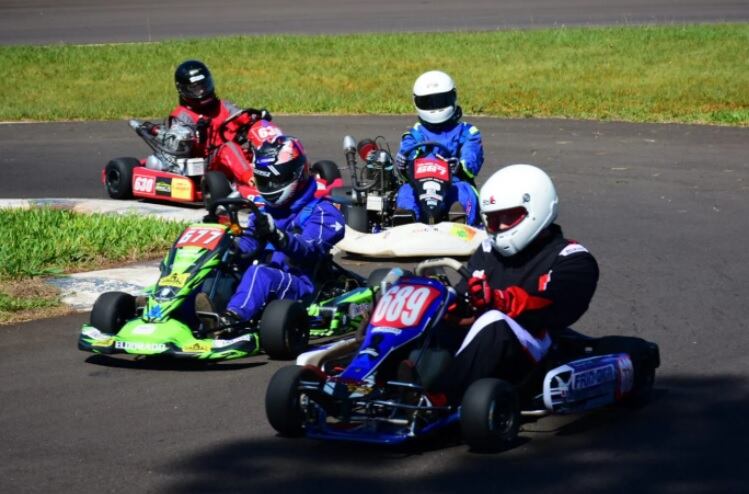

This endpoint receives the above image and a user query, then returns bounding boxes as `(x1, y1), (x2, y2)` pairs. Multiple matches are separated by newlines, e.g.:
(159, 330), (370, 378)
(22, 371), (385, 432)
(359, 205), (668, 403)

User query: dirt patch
(0, 278), (75, 326)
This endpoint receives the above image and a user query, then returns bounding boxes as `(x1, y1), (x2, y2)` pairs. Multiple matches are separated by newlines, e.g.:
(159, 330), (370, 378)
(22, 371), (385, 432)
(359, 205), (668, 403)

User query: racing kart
(78, 197), (371, 362)
(102, 108), (343, 209)
(332, 137), (486, 258)
(265, 258), (660, 450)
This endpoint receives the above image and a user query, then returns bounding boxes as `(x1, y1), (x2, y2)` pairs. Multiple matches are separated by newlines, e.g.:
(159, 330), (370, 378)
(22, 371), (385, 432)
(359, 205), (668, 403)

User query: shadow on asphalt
(85, 354), (268, 372)
(162, 375), (749, 494)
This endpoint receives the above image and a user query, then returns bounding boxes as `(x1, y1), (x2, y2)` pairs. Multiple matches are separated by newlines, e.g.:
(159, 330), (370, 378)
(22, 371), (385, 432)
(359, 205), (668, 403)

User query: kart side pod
(542, 354), (634, 414)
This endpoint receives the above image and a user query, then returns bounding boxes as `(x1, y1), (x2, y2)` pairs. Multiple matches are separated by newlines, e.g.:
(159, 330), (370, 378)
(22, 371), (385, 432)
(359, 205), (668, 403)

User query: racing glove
(254, 212), (287, 249)
(467, 274), (510, 313)
(395, 152), (407, 172)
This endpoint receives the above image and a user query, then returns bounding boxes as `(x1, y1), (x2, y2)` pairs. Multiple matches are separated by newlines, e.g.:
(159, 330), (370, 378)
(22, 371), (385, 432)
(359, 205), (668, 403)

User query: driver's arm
(278, 202), (345, 266)
(457, 124), (483, 180)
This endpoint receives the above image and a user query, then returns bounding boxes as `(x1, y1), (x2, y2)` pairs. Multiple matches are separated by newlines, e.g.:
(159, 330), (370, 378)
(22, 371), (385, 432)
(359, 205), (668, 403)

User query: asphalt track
(2, 0), (748, 45)
(3, 1), (749, 491)
(2, 116), (748, 493)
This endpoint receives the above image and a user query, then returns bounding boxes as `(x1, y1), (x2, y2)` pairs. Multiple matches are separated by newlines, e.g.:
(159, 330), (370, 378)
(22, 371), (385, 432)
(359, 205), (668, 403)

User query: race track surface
(2, 0), (748, 45)
(1, 116), (748, 493)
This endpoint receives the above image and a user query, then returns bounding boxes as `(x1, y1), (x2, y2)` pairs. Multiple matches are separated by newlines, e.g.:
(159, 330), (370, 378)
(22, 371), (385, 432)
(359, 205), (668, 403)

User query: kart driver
(219, 135), (346, 327)
(431, 164), (600, 403)
(394, 70), (484, 226)
(154, 59), (266, 190)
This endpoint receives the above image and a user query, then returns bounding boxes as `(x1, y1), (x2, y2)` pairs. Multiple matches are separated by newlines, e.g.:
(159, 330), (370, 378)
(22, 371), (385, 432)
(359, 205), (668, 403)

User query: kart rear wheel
(202, 171), (233, 210)
(90, 291), (136, 335)
(595, 336), (659, 407)
(265, 365), (322, 437)
(461, 378), (520, 452)
(104, 157), (139, 199)
(260, 299), (310, 360)
(311, 160), (342, 183)
(343, 205), (369, 233)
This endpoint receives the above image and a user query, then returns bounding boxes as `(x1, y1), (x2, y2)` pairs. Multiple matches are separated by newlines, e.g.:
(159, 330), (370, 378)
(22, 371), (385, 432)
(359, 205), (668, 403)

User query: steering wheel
(415, 257), (471, 281)
(218, 108), (268, 144)
(208, 197), (262, 230)
(400, 140), (454, 165)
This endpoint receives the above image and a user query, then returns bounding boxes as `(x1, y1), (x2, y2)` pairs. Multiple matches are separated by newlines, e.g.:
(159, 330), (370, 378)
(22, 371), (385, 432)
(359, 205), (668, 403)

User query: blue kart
(265, 259), (660, 451)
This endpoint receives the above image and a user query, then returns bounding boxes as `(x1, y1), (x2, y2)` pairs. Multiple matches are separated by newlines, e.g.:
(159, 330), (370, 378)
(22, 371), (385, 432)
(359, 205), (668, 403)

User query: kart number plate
(176, 226), (225, 250)
(371, 284), (440, 329)
(366, 195), (384, 211)
(182, 158), (206, 176)
(414, 158), (449, 180)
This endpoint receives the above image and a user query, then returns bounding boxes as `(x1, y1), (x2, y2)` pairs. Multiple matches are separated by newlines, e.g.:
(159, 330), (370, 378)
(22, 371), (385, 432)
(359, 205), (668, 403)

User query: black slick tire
(259, 299), (310, 360)
(461, 378), (520, 452)
(265, 365), (322, 437)
(311, 160), (342, 183)
(104, 157), (139, 199)
(90, 291), (136, 335)
(202, 171), (233, 210)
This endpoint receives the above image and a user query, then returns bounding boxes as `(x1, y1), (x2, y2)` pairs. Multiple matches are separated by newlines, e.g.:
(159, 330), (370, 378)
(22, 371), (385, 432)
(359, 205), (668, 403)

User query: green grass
(0, 208), (187, 322)
(1, 24), (747, 125)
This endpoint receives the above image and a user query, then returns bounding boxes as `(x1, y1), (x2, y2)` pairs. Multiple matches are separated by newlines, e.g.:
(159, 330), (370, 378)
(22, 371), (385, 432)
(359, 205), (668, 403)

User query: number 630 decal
(371, 284), (439, 328)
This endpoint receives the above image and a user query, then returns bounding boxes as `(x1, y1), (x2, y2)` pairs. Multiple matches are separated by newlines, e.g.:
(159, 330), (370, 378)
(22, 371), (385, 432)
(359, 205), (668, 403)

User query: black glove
(254, 212), (287, 248)
(259, 108), (272, 122)
(195, 118), (210, 144)
(447, 157), (460, 174)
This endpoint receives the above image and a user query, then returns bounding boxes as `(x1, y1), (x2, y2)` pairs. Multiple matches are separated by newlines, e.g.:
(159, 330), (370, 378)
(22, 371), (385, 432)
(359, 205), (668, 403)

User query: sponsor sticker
(182, 341), (212, 353)
(414, 158), (449, 180)
(159, 272), (189, 288)
(132, 324), (156, 335)
(450, 224), (476, 241)
(560, 243), (589, 256)
(573, 364), (615, 390)
(155, 178), (172, 195)
(171, 177), (193, 201)
(212, 334), (252, 348)
(114, 341), (167, 352)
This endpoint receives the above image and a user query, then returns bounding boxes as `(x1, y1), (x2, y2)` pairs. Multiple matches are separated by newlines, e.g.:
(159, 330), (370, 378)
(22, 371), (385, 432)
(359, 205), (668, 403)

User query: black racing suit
(439, 224), (599, 402)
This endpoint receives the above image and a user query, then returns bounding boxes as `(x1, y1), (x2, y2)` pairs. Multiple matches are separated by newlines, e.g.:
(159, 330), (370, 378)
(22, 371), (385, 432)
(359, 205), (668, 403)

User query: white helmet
(412, 70), (457, 125)
(479, 164), (559, 257)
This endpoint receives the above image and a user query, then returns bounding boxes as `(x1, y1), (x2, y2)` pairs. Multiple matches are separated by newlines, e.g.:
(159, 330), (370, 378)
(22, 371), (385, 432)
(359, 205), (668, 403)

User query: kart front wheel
(461, 378), (520, 452)
(90, 291), (136, 335)
(260, 299), (310, 360)
(265, 365), (322, 437)
(311, 160), (342, 184)
(104, 157), (139, 199)
(202, 171), (233, 210)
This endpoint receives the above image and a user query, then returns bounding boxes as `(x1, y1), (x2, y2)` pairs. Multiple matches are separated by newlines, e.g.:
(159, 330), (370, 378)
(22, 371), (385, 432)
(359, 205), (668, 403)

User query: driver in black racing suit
(423, 164), (600, 404)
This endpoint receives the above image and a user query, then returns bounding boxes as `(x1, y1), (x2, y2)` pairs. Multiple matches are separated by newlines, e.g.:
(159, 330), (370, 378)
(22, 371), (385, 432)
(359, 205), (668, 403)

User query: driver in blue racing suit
(395, 70), (483, 226)
(220, 135), (345, 326)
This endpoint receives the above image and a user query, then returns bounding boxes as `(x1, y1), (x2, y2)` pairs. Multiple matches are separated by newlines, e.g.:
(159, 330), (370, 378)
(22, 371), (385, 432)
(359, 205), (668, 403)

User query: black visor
(414, 89), (456, 111)
(178, 76), (215, 100)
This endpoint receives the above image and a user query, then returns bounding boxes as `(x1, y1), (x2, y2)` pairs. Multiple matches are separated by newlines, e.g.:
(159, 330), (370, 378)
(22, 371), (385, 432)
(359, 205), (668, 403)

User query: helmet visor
(414, 89), (456, 111)
(254, 156), (305, 195)
(484, 207), (528, 234)
(178, 75), (215, 100)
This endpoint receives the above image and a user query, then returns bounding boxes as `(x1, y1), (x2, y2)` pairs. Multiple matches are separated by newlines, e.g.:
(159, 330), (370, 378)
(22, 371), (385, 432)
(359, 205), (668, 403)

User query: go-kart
(332, 137), (486, 258)
(102, 108), (343, 209)
(78, 197), (370, 362)
(265, 258), (660, 450)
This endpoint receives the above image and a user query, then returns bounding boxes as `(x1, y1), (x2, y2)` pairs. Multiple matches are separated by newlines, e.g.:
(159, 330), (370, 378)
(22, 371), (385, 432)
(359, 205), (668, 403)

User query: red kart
(102, 108), (343, 208)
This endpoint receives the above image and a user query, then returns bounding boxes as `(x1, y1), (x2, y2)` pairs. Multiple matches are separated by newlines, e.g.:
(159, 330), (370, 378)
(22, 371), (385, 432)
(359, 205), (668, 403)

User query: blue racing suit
(396, 118), (483, 226)
(226, 179), (345, 321)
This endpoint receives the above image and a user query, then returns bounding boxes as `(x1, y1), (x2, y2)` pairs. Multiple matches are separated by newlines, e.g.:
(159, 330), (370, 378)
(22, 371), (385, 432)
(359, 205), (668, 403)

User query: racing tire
(343, 205), (369, 233)
(461, 378), (520, 452)
(90, 291), (136, 335)
(202, 171), (233, 210)
(104, 157), (139, 200)
(595, 336), (659, 408)
(260, 299), (310, 360)
(265, 365), (322, 437)
(311, 160), (342, 183)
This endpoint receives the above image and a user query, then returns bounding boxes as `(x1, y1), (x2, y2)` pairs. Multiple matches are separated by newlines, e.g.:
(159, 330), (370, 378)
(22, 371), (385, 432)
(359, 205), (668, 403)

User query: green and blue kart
(78, 197), (373, 362)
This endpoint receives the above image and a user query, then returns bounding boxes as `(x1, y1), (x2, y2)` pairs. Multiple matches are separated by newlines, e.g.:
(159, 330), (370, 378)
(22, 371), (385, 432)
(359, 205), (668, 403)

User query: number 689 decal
(371, 284), (439, 328)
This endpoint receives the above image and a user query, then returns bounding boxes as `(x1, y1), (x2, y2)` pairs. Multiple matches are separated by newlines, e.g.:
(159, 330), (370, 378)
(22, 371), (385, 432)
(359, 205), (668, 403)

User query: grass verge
(0, 208), (187, 325)
(1, 24), (747, 125)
